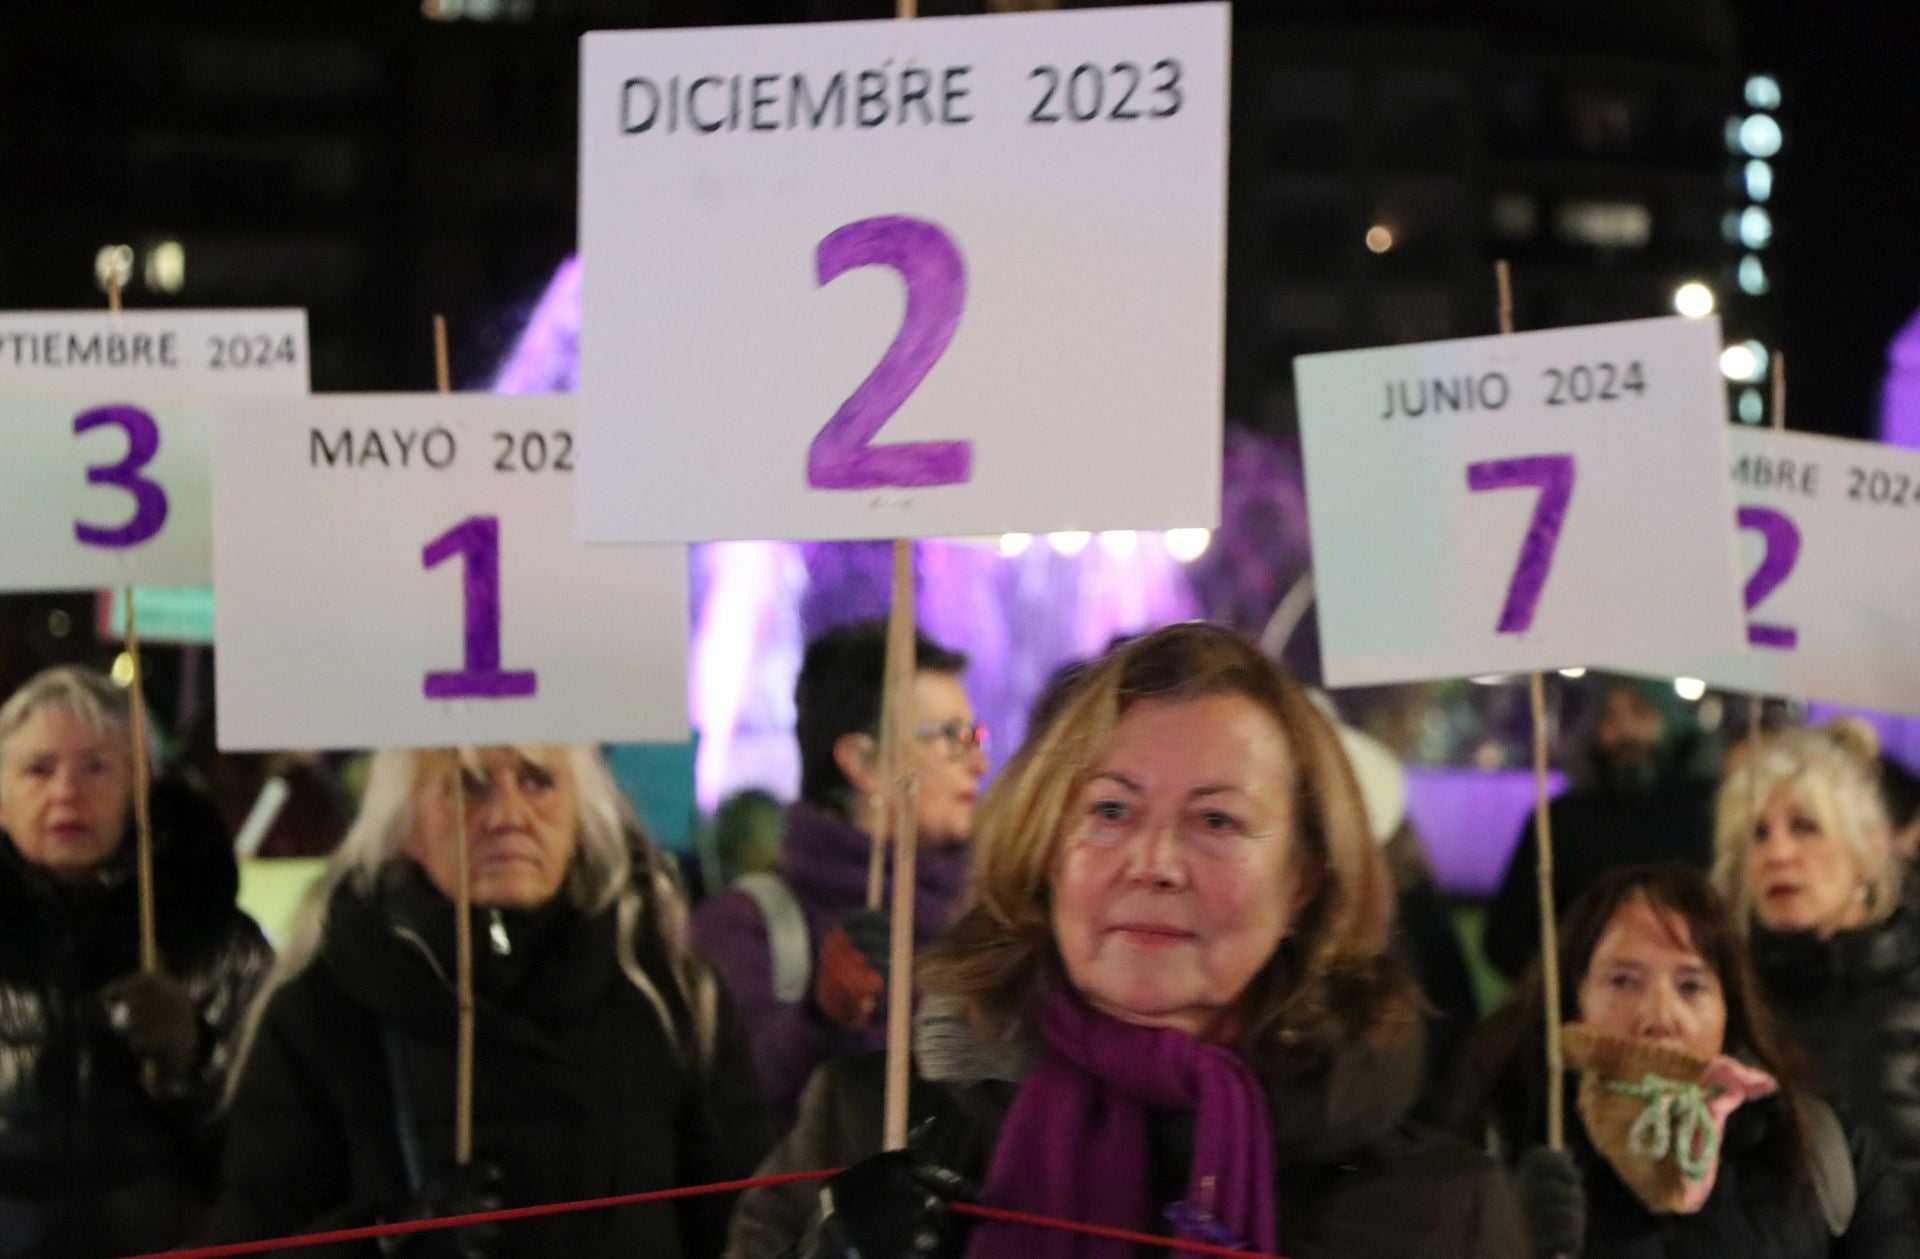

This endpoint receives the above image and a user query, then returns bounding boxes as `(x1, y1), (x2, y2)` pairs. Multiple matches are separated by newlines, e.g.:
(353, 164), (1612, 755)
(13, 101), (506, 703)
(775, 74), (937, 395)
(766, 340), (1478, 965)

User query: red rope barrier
(127, 1167), (1290, 1259)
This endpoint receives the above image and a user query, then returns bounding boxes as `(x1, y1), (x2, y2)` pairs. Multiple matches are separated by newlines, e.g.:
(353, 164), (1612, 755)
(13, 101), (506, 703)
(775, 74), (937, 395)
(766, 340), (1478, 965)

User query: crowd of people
(2, 622), (1919, 1258)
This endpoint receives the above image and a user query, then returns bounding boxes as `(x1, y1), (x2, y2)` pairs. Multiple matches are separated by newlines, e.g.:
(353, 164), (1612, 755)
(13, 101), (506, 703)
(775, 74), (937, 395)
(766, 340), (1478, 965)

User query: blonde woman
(209, 746), (767, 1259)
(727, 624), (1523, 1259)
(1715, 719), (1920, 1199)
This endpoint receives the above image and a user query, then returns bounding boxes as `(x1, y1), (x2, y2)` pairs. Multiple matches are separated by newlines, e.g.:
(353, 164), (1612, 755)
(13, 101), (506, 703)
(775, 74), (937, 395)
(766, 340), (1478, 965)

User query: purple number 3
(73, 405), (169, 548)
(1466, 454), (1577, 634)
(422, 515), (537, 700)
(807, 216), (972, 491)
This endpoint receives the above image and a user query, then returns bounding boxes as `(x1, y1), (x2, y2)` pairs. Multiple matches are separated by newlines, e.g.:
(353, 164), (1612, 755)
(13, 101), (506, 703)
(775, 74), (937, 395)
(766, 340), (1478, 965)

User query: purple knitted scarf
(966, 987), (1277, 1258)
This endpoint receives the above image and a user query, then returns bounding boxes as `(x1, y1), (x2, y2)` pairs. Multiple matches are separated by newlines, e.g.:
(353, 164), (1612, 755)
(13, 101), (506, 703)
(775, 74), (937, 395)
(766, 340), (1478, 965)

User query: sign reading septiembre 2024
(577, 4), (1227, 542)
(1296, 317), (1747, 686)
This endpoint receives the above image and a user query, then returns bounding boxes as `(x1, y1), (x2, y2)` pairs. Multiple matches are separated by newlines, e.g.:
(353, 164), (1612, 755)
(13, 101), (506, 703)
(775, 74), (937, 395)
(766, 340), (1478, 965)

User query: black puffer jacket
(1753, 906), (1920, 1201)
(0, 783), (274, 1259)
(729, 999), (1527, 1259)
(208, 863), (770, 1258)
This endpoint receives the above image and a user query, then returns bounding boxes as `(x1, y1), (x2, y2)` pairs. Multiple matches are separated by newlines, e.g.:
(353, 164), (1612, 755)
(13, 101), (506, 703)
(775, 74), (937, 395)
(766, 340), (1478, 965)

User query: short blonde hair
(919, 623), (1411, 1058)
(0, 665), (130, 789)
(1713, 718), (1898, 929)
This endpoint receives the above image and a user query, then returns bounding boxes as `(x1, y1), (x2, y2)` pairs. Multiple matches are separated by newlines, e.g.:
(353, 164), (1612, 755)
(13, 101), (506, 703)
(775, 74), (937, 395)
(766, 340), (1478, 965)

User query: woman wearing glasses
(692, 620), (989, 1126)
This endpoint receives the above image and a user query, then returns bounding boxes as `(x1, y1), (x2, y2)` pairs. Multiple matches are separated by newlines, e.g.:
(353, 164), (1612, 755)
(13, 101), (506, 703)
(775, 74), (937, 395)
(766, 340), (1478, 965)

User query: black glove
(1516, 1147), (1584, 1258)
(839, 908), (891, 982)
(379, 1162), (505, 1259)
(100, 972), (201, 1077)
(811, 1135), (974, 1259)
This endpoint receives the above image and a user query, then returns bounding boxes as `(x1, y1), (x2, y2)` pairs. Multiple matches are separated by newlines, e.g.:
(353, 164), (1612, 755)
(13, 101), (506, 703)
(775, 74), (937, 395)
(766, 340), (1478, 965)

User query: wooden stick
(434, 314), (476, 1167)
(1497, 260), (1566, 1152)
(125, 589), (159, 975)
(881, 538), (919, 1152)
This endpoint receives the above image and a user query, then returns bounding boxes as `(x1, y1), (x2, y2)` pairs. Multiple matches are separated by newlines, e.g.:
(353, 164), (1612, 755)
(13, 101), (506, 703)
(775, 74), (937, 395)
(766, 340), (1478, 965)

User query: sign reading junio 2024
(576, 4), (1228, 543)
(1296, 317), (1747, 687)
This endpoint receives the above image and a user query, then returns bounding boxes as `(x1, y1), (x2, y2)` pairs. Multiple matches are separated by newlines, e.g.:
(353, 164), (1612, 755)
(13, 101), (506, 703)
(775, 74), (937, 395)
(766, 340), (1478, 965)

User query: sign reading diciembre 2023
(576, 4), (1228, 542)
(0, 310), (309, 590)
(211, 395), (688, 751)
(1295, 316), (1747, 687)
(1610, 429), (1920, 715)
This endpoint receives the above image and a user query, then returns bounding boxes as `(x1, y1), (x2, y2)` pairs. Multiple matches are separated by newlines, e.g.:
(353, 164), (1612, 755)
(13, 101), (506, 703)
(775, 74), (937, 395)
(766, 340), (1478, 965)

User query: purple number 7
(421, 515), (537, 700)
(807, 215), (972, 491)
(1466, 454), (1577, 635)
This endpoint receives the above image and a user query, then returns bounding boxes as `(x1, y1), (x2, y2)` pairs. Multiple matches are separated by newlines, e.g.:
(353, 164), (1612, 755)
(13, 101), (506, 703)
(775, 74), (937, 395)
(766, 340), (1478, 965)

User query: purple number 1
(1466, 454), (1577, 634)
(1737, 505), (1800, 649)
(73, 405), (169, 548)
(807, 215), (972, 491)
(421, 515), (537, 700)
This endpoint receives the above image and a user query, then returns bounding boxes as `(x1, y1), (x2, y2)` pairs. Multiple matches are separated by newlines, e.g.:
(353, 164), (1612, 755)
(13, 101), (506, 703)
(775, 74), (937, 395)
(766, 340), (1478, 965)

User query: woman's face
(911, 671), (988, 848)
(1578, 895), (1727, 1063)
(0, 706), (133, 880)
(1051, 693), (1307, 1037)
(405, 747), (581, 909)
(1744, 785), (1872, 936)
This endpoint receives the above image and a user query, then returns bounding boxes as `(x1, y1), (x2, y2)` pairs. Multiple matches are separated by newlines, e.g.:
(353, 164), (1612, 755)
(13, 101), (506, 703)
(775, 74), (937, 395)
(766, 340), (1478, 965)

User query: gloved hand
(811, 1136), (974, 1259)
(378, 1162), (505, 1259)
(1516, 1147), (1585, 1258)
(100, 972), (201, 1077)
(811, 908), (890, 1031)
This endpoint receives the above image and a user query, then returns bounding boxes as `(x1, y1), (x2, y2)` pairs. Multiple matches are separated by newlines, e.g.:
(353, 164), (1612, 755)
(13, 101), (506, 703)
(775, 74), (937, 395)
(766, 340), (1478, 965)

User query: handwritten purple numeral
(72, 405), (169, 548)
(807, 215), (972, 491)
(1737, 505), (1800, 650)
(1466, 454), (1577, 635)
(421, 515), (537, 700)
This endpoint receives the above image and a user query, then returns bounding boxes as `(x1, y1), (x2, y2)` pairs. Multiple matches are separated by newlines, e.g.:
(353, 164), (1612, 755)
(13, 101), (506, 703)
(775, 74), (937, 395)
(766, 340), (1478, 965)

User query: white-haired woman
(0, 665), (273, 1258)
(1715, 719), (1920, 1200)
(209, 746), (768, 1258)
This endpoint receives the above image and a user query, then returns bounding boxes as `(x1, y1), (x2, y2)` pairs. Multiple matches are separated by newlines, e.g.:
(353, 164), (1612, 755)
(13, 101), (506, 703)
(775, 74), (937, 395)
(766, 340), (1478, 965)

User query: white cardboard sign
(0, 310), (309, 590)
(212, 395), (688, 751)
(1616, 428), (1920, 713)
(577, 4), (1227, 542)
(1295, 316), (1746, 686)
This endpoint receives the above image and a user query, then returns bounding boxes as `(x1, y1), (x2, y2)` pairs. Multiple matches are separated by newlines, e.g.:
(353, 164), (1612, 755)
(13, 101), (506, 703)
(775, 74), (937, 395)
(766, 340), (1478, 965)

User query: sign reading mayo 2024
(0, 310), (309, 590)
(1296, 316), (1746, 687)
(576, 4), (1228, 542)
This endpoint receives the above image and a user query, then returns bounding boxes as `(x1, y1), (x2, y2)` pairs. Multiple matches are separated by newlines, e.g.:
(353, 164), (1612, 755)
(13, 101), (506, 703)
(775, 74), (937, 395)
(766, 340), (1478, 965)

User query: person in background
(712, 788), (785, 886)
(1715, 719), (1920, 1200)
(692, 621), (987, 1127)
(1483, 675), (1716, 981)
(210, 745), (765, 1258)
(0, 665), (273, 1258)
(1458, 864), (1915, 1257)
(729, 624), (1525, 1259)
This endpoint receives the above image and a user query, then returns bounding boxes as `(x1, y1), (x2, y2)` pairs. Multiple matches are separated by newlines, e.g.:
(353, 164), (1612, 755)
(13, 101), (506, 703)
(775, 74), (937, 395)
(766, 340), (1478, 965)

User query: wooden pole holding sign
(1496, 260), (1566, 1153)
(434, 314), (477, 1168)
(105, 278), (161, 977)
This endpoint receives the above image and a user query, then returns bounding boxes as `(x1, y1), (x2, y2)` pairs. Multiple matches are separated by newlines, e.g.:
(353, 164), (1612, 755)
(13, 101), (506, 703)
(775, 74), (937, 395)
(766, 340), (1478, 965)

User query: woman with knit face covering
(727, 623), (1527, 1259)
(1456, 865), (1917, 1258)
(1715, 720), (1920, 1205)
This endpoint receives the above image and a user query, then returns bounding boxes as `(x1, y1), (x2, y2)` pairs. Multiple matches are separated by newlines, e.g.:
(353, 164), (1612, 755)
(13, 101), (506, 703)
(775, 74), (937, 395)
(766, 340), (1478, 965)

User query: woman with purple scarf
(726, 623), (1526, 1259)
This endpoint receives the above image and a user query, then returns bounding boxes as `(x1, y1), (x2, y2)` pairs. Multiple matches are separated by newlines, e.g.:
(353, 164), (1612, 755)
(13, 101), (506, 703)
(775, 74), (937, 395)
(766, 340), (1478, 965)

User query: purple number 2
(807, 216), (972, 491)
(1466, 454), (1577, 634)
(1737, 506), (1800, 649)
(421, 515), (537, 700)
(73, 405), (169, 548)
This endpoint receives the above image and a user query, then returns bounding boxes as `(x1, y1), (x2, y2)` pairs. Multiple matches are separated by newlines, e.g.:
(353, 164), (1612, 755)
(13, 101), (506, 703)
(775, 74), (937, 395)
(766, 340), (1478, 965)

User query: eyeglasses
(913, 719), (989, 759)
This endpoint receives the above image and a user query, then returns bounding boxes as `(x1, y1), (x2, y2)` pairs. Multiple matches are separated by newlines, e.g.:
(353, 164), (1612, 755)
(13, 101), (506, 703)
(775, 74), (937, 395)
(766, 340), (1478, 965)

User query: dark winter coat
(208, 863), (770, 1259)
(1753, 905), (1920, 1202)
(727, 999), (1528, 1259)
(690, 804), (969, 1125)
(0, 784), (273, 1259)
(1557, 1091), (1914, 1258)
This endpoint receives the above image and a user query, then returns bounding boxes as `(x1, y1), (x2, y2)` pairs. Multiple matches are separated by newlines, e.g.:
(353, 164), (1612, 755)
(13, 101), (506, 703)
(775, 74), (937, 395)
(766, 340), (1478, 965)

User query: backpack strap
(733, 872), (812, 1004)
(1803, 1097), (1857, 1237)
